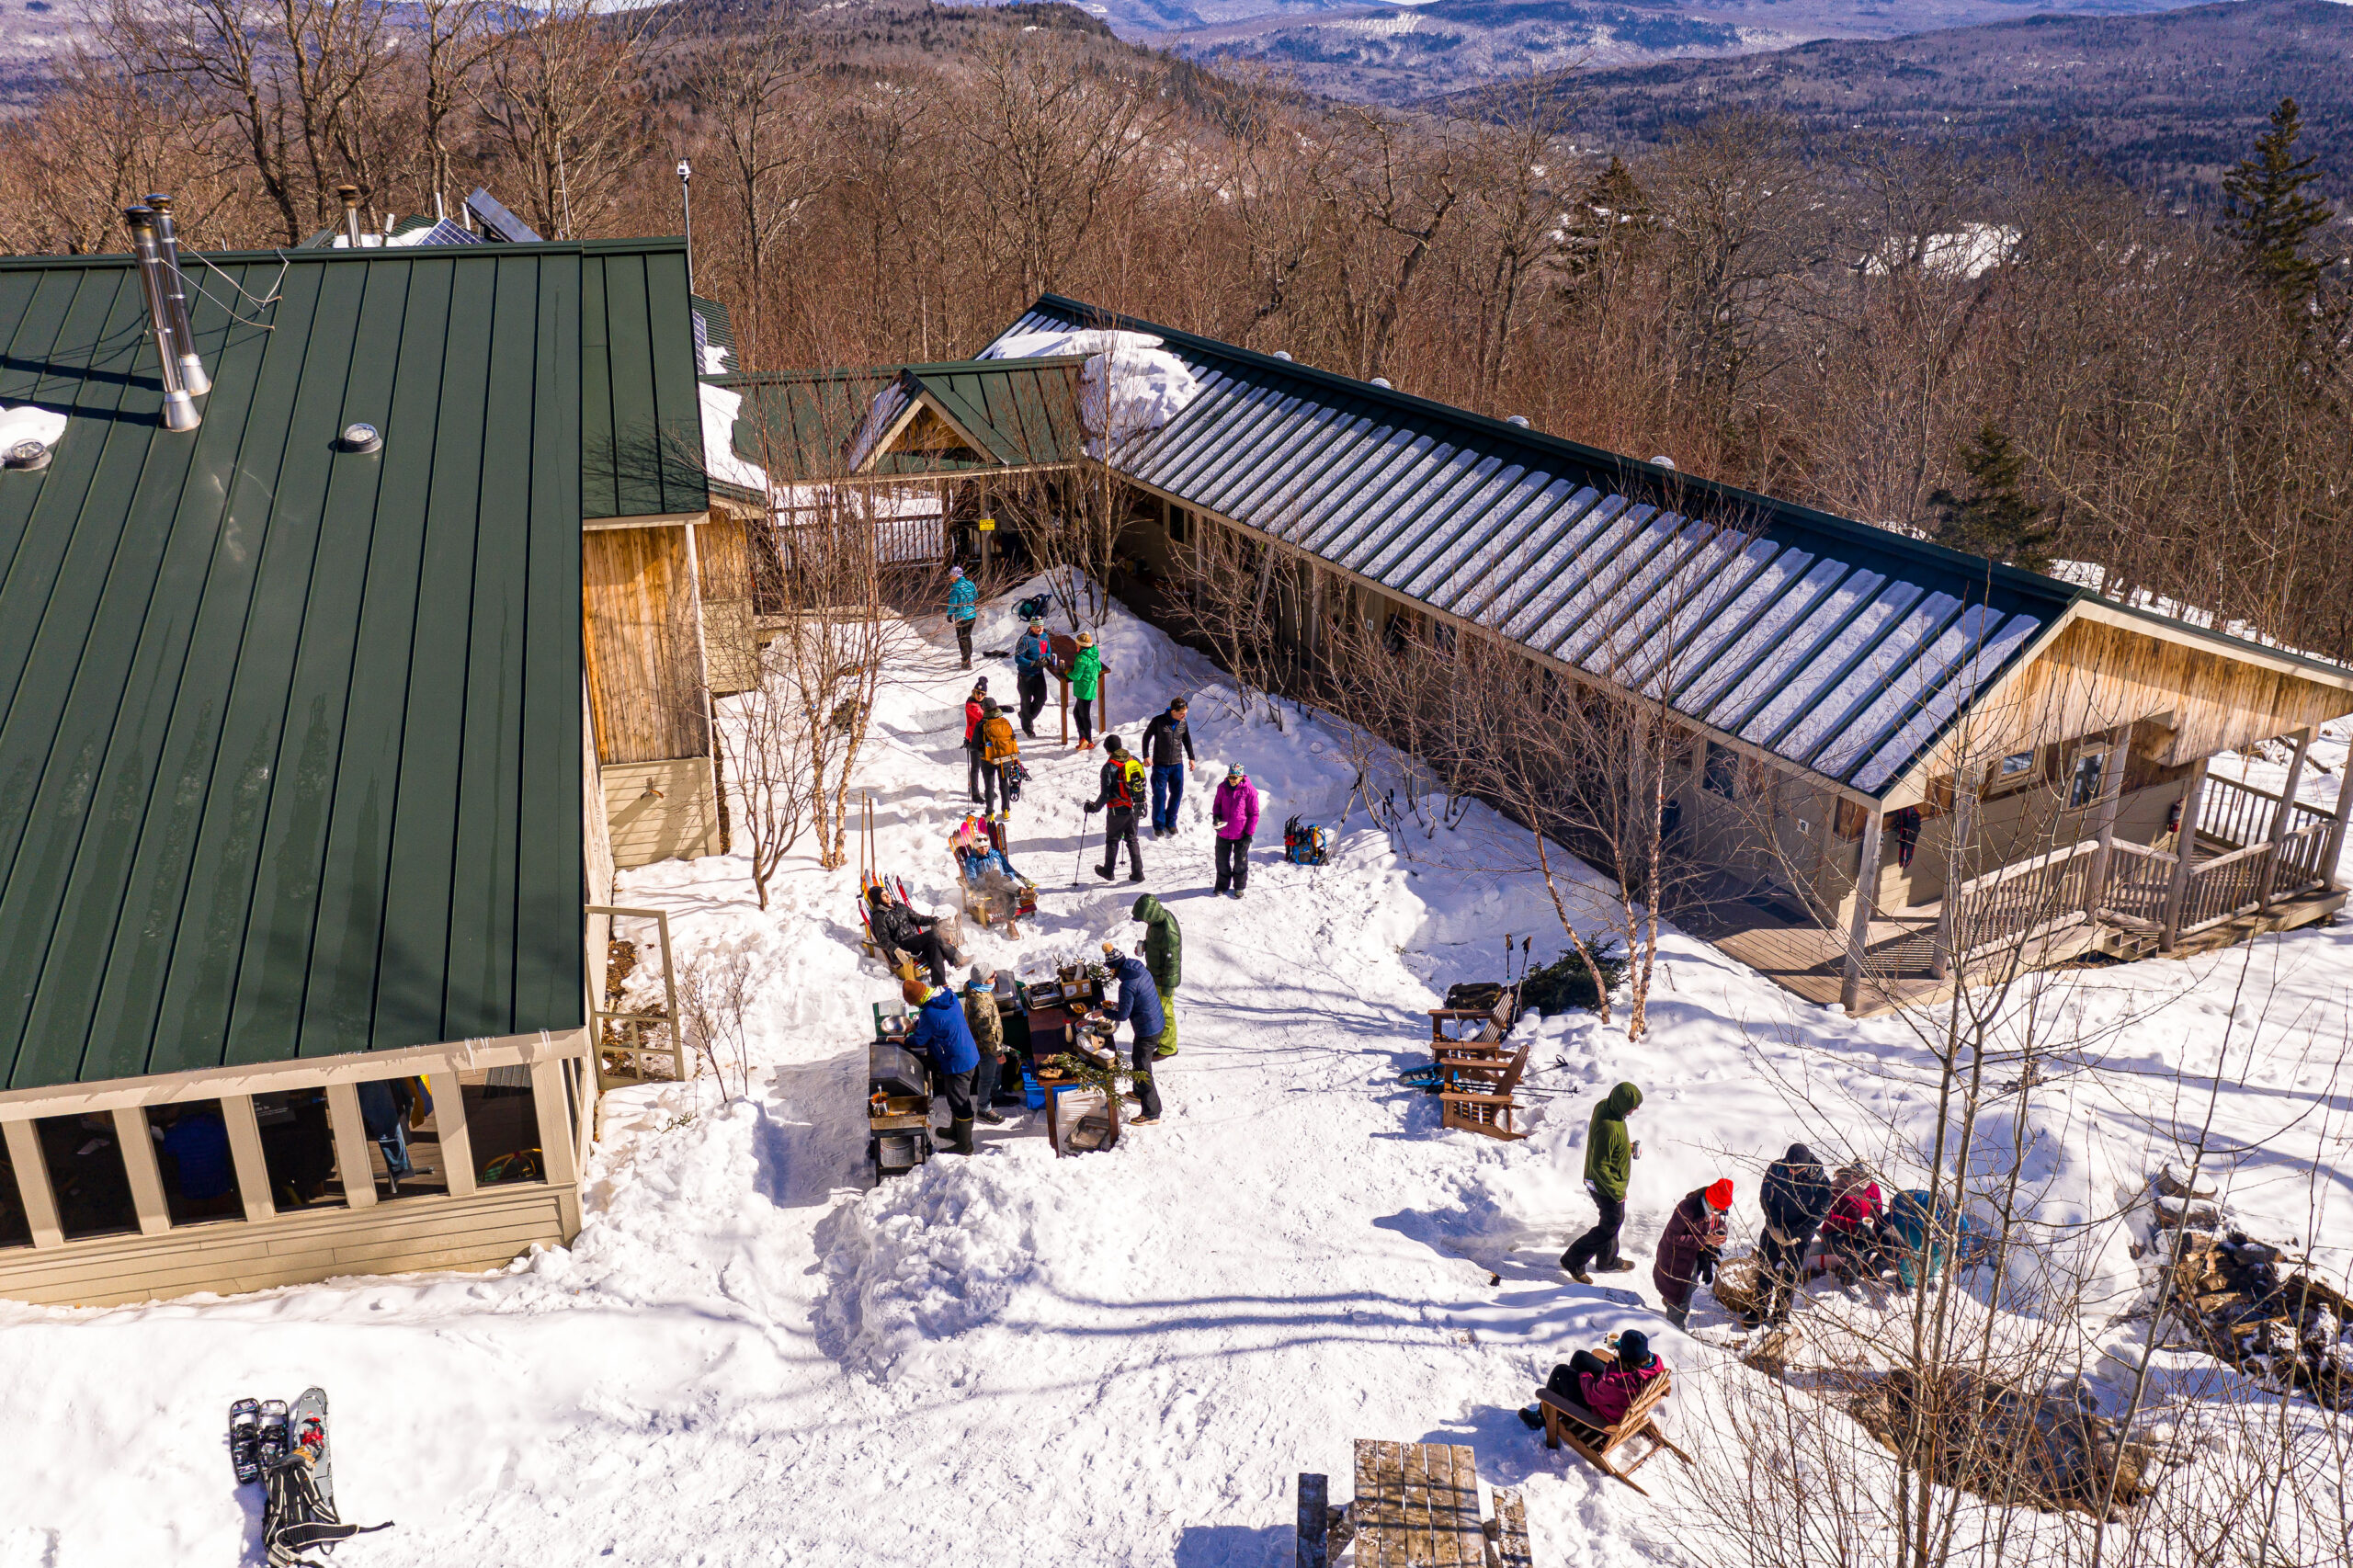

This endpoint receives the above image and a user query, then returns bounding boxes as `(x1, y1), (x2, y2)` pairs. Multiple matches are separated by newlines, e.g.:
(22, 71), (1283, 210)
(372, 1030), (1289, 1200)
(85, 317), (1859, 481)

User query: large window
(144, 1101), (246, 1225)
(466, 1073), (547, 1187)
(35, 1116), (138, 1241)
(0, 1134), (30, 1249)
(255, 1089), (347, 1212)
(354, 1075), (449, 1201)
(2067, 748), (2108, 811)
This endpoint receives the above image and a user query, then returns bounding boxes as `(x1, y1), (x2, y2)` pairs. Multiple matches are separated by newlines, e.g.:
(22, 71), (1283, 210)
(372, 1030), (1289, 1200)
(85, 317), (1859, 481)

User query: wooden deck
(1674, 880), (2343, 1017)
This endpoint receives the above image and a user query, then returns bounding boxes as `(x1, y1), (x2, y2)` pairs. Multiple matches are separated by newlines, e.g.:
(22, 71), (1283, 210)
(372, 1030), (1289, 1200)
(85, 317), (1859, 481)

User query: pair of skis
(229, 1388), (331, 1503)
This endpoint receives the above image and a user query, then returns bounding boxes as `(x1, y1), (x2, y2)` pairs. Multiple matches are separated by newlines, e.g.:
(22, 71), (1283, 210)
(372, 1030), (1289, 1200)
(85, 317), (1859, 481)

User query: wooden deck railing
(1949, 839), (2100, 965)
(2200, 775), (2330, 851)
(1944, 818), (2335, 969)
(2177, 821), (2333, 937)
(2101, 840), (2175, 926)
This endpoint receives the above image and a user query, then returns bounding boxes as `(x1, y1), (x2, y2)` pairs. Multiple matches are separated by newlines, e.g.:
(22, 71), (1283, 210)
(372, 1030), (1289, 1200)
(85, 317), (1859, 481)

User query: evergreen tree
(1563, 157), (1648, 281)
(2220, 97), (2336, 307)
(1927, 419), (2058, 573)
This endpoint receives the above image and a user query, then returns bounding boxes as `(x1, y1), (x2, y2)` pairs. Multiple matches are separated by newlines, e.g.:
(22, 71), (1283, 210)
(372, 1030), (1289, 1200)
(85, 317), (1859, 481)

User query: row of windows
(0, 1073), (552, 1250)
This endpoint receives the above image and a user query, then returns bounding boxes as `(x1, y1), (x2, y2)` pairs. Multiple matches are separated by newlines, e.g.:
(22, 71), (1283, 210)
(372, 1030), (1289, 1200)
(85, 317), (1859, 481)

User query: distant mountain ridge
(1426, 0), (2353, 203)
(1165, 0), (2235, 103)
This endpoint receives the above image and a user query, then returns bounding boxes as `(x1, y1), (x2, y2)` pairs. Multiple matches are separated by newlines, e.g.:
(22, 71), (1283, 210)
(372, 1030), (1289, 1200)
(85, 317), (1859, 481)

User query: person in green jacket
(1561, 1081), (1643, 1283)
(1131, 892), (1180, 1057)
(1070, 631), (1104, 751)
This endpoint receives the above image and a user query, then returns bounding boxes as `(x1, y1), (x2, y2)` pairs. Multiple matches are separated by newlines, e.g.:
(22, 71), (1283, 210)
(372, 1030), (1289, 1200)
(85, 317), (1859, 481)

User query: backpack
(1014, 593), (1052, 621)
(1283, 815), (1328, 866)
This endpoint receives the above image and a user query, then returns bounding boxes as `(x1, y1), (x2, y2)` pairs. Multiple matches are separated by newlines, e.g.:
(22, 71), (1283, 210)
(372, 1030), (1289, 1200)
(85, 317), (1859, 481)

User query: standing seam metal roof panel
(0, 238), (674, 1092)
(989, 296), (2121, 800)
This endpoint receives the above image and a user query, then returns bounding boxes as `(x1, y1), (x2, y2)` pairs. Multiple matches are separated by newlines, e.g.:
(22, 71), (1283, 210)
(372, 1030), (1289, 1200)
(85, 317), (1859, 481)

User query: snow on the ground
(0, 580), (2348, 1566)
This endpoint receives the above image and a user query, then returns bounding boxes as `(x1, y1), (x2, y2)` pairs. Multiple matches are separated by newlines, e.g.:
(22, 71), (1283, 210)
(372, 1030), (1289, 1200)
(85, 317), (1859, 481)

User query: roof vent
(1271, 350), (1292, 361)
(142, 195), (210, 396)
(121, 206), (200, 433)
(1370, 377), (1392, 389)
(1506, 415), (1530, 427)
(338, 422), (383, 454)
(1650, 455), (1676, 470)
(337, 184), (364, 248)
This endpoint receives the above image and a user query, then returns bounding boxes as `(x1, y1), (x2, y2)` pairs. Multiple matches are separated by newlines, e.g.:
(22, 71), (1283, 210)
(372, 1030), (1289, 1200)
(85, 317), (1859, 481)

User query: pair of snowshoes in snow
(229, 1389), (392, 1565)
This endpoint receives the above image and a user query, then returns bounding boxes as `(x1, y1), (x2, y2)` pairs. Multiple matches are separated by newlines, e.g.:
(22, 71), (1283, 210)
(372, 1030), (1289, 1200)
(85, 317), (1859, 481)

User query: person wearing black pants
(1755, 1142), (1834, 1326)
(1561, 1082), (1643, 1282)
(1099, 948), (1166, 1123)
(1014, 618), (1052, 738)
(962, 678), (990, 803)
(1086, 736), (1147, 882)
(1561, 1191), (1627, 1279)
(867, 889), (955, 988)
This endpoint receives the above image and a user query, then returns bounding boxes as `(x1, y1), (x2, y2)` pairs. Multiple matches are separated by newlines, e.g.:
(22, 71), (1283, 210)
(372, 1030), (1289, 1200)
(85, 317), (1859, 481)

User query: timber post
(2327, 763), (2353, 892)
(2160, 760), (2210, 951)
(2083, 721), (2132, 914)
(1930, 786), (1978, 982)
(2256, 727), (2314, 905)
(1841, 804), (1886, 1013)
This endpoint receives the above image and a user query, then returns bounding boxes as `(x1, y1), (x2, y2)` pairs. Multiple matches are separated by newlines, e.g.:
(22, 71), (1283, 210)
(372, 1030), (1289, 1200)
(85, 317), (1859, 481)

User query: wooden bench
(1438, 1043), (1530, 1141)
(1295, 1442), (1530, 1567)
(1537, 1354), (1691, 1494)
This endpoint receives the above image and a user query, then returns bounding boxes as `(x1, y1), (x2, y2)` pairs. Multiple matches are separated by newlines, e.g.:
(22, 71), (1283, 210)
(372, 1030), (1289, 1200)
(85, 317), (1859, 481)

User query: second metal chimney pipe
(337, 184), (364, 249)
(142, 194), (209, 397)
(122, 206), (199, 433)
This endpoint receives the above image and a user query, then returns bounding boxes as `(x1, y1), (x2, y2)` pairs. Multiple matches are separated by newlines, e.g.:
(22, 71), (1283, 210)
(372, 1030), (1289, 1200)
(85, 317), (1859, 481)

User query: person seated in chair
(1817, 1165), (1893, 1286)
(949, 818), (1026, 891)
(865, 885), (958, 988)
(1518, 1329), (1665, 1435)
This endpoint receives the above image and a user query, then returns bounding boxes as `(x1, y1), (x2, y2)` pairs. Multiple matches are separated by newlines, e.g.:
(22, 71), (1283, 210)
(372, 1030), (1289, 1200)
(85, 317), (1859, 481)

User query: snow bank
(816, 1146), (1122, 1383)
(984, 327), (1201, 450)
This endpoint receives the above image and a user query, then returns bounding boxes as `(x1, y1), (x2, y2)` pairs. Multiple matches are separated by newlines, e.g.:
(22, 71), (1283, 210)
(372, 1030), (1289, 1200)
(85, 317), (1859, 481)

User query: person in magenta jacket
(1211, 763), (1259, 898)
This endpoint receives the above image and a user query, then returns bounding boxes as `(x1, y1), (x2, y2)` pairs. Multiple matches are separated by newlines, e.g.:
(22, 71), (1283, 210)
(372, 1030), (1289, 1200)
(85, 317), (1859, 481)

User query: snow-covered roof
(987, 296), (2353, 801)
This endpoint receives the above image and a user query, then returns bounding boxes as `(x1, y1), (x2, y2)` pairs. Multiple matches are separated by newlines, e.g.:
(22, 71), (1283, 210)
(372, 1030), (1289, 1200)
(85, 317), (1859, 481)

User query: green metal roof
(705, 358), (1086, 496)
(0, 238), (693, 1091)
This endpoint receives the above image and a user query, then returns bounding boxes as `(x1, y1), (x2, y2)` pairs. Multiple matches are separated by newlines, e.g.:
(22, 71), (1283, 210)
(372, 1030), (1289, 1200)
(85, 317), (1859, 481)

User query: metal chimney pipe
(142, 194), (210, 397)
(337, 184), (363, 248)
(123, 206), (199, 433)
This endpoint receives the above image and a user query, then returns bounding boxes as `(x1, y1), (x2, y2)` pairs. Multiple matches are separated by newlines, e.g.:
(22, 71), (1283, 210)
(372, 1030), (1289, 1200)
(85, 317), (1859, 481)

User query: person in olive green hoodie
(1561, 1081), (1643, 1283)
(1131, 892), (1180, 1057)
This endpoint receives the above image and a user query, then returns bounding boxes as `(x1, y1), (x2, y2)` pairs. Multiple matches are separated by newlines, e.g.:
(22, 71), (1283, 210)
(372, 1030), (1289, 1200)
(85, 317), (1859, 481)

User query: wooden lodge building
(0, 228), (713, 1306)
(974, 297), (2353, 1012)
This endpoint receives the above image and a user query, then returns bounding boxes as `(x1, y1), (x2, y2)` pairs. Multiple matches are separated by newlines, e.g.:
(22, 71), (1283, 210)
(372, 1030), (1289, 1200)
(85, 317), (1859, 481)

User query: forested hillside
(5, 0), (2350, 661)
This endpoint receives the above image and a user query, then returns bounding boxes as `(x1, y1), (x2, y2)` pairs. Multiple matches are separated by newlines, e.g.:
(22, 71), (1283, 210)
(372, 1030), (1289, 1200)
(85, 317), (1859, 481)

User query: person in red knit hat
(1654, 1178), (1733, 1330)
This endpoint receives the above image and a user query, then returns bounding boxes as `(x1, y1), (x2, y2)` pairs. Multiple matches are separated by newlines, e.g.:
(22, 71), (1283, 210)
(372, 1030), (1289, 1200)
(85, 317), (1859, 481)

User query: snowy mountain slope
(0, 582), (2346, 1565)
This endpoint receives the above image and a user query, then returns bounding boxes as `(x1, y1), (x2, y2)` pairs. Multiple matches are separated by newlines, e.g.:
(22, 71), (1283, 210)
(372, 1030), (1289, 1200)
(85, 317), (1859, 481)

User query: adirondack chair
(1439, 1043), (1531, 1140)
(1536, 1351), (1692, 1494)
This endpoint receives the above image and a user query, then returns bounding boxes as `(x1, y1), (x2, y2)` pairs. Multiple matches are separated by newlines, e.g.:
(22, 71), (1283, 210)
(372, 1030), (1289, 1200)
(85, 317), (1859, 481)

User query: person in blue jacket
(1013, 616), (1053, 738)
(947, 565), (979, 670)
(1095, 943), (1165, 1124)
(904, 977), (982, 1154)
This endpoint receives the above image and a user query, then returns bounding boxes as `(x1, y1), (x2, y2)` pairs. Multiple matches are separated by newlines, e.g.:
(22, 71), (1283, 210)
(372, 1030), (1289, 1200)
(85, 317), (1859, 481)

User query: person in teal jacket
(947, 565), (978, 669)
(1561, 1081), (1643, 1283)
(1069, 631), (1105, 750)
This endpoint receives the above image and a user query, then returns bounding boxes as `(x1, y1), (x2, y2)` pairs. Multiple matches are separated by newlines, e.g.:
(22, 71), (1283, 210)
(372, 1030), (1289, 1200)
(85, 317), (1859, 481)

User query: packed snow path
(0, 586), (2347, 1567)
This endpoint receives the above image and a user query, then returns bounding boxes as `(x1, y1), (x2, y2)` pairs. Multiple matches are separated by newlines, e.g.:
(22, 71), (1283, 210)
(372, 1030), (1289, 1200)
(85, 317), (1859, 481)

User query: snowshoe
(291, 1386), (333, 1510)
(256, 1399), (290, 1472)
(230, 1398), (263, 1485)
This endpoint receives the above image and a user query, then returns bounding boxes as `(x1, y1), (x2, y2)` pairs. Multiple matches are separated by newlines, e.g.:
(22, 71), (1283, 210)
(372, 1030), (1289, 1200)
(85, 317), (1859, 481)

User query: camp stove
(868, 1036), (933, 1181)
